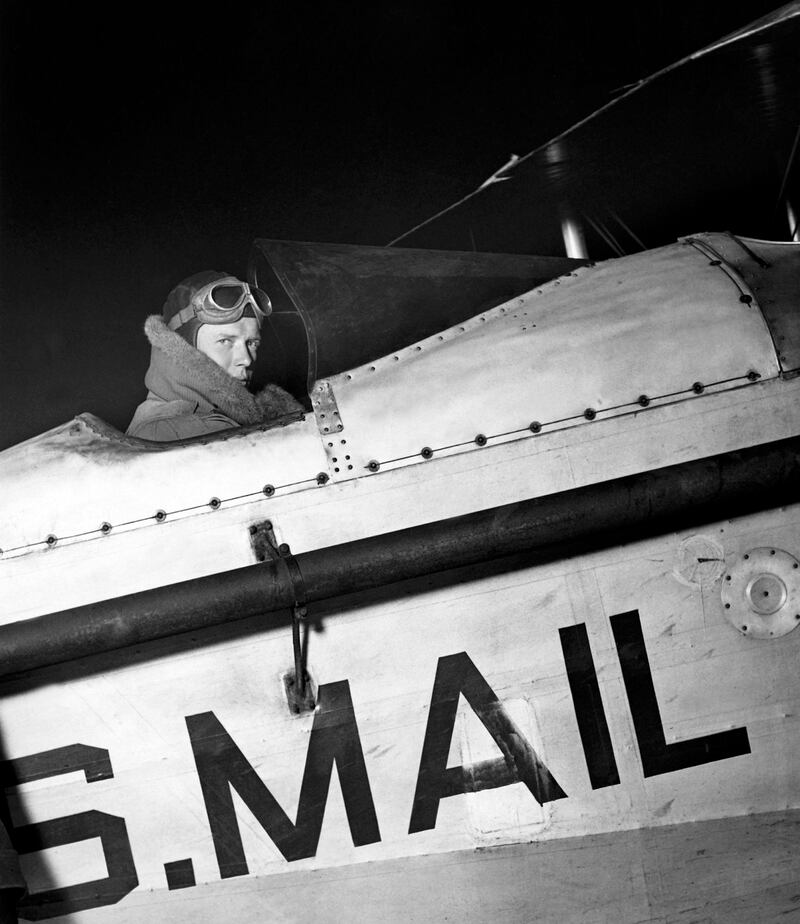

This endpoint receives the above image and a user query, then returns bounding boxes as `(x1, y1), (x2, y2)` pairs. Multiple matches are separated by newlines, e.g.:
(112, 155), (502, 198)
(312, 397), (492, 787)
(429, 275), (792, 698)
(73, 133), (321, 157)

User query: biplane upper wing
(393, 3), (800, 257)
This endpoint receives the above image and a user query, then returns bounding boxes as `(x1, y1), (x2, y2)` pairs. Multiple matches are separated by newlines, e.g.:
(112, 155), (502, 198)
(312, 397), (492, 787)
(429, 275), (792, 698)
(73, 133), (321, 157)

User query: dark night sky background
(0, 1), (791, 449)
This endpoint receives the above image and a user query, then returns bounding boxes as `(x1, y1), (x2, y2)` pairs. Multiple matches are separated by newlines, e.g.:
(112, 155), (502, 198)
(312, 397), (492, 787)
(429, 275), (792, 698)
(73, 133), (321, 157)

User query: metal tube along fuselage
(2, 434), (798, 678)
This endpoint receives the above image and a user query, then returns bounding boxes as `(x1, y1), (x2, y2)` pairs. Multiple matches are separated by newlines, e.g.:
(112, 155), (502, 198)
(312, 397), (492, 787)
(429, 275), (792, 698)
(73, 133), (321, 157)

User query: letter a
(409, 652), (566, 834)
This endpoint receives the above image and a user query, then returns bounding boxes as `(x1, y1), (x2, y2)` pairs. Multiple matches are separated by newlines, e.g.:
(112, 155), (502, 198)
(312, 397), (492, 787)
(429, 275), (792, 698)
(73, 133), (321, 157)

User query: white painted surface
(0, 504), (798, 921)
(0, 237), (796, 921)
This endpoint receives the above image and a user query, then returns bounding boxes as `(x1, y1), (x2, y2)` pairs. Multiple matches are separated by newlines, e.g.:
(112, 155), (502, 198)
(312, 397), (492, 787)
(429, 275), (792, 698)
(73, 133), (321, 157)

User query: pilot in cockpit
(126, 272), (302, 441)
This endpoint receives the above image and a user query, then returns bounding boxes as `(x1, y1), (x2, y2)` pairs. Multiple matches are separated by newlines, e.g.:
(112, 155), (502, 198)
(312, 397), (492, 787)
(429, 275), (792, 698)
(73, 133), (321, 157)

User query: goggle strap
(167, 304), (199, 331)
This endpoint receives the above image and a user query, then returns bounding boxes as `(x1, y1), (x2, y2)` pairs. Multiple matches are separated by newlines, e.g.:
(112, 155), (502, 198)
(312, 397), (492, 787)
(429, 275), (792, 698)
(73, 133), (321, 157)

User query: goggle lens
(251, 287), (271, 315)
(209, 283), (271, 316)
(211, 284), (248, 310)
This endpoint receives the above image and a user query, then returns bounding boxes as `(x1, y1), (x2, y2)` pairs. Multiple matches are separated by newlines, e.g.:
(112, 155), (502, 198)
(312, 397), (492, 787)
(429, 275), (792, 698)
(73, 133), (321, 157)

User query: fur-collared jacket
(126, 316), (302, 442)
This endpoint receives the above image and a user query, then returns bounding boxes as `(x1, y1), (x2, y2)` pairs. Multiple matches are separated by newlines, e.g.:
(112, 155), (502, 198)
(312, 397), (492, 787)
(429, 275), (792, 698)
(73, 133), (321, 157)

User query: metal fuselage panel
(0, 501), (798, 921)
(0, 235), (797, 920)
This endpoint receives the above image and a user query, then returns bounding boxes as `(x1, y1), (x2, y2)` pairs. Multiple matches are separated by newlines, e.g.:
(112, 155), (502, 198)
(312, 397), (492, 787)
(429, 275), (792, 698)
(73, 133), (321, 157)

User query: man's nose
(234, 341), (253, 366)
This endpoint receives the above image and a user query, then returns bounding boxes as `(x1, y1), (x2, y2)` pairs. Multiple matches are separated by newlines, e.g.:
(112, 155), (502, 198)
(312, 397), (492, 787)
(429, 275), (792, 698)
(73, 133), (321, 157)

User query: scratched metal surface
(0, 374), (798, 624)
(0, 235), (790, 617)
(0, 501), (797, 921)
(322, 236), (779, 476)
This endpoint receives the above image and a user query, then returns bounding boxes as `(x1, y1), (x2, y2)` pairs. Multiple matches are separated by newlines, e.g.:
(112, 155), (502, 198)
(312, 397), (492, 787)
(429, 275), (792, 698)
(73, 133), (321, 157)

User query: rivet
(323, 426), (329, 433)
(367, 460), (380, 472)
(278, 543), (290, 555)
(340, 439), (347, 445)
(421, 447), (433, 459)
(100, 522), (112, 535)
(725, 574), (731, 581)
(529, 421), (542, 433)
(724, 603), (731, 609)
(739, 294), (752, 305)
(46, 534), (58, 547)
(793, 563), (798, 570)
(584, 408), (596, 421)
(741, 625), (748, 631)
(316, 472), (329, 485)
(155, 510), (167, 522)
(337, 424), (343, 431)
(770, 549), (776, 555)
(209, 497), (221, 509)
(692, 382), (704, 394)
(475, 434), (487, 446)
(347, 464), (353, 470)
(263, 484), (275, 497)
(332, 457), (338, 463)
(747, 370), (760, 381)
(638, 395), (650, 407)
(334, 467), (340, 473)
(744, 553), (749, 560)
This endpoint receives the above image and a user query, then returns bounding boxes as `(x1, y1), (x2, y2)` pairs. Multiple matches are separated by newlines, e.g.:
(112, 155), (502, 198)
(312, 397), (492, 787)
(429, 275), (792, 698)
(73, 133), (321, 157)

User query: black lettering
(559, 623), (620, 789)
(1, 745), (137, 921)
(610, 610), (750, 777)
(408, 652), (566, 834)
(186, 679), (380, 875)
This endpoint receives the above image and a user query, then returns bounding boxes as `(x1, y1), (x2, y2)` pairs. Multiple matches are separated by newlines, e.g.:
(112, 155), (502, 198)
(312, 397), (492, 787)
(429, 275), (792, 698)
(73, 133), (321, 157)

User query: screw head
(529, 421), (542, 433)
(263, 484), (275, 497)
(367, 460), (380, 472)
(420, 447), (433, 459)
(316, 472), (329, 485)
(584, 408), (596, 421)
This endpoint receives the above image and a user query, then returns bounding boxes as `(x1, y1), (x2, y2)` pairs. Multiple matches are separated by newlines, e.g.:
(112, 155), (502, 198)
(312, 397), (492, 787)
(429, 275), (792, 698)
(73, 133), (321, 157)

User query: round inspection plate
(721, 547), (800, 639)
(674, 535), (725, 586)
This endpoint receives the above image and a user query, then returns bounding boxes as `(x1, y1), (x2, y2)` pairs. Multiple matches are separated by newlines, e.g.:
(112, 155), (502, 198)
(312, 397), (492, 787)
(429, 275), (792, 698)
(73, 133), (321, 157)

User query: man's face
(196, 318), (261, 383)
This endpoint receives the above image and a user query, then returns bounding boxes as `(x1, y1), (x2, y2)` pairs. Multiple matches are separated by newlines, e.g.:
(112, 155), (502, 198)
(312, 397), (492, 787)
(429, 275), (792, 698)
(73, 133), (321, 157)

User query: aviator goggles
(167, 277), (272, 331)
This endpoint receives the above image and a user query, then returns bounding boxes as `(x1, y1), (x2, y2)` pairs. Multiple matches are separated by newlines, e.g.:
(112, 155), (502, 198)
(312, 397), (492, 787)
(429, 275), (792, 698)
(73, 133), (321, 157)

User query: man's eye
(217, 337), (231, 345)
(248, 340), (261, 349)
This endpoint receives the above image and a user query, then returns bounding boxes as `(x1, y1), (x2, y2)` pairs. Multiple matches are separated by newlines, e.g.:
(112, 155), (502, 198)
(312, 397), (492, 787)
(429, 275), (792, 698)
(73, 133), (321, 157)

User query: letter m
(186, 680), (380, 876)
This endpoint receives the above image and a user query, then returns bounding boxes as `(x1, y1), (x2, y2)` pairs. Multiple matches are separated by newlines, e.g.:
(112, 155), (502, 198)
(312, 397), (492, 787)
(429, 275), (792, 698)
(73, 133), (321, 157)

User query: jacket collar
(143, 315), (302, 426)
